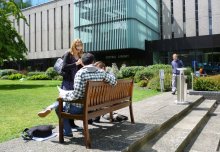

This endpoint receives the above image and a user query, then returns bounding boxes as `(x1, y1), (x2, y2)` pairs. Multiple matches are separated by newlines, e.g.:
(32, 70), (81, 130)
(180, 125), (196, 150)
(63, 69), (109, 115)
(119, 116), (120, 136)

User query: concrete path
(0, 92), (203, 152)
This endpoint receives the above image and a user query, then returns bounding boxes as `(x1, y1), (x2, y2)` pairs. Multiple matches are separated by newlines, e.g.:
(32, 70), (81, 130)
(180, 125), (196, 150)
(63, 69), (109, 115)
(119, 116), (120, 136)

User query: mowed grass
(0, 80), (159, 143)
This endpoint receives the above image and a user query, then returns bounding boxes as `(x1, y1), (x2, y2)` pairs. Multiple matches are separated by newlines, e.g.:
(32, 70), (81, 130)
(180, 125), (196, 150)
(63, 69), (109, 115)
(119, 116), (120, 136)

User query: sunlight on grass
(133, 86), (160, 102)
(0, 80), (159, 143)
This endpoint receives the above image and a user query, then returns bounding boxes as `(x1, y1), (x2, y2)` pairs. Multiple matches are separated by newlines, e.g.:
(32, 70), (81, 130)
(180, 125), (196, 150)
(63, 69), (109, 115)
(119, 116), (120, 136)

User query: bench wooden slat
(87, 96), (131, 111)
(60, 113), (83, 120)
(87, 101), (131, 119)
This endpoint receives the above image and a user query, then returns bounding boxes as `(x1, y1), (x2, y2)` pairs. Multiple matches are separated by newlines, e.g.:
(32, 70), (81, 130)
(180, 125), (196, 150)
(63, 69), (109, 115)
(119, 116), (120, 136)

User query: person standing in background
(171, 53), (184, 95)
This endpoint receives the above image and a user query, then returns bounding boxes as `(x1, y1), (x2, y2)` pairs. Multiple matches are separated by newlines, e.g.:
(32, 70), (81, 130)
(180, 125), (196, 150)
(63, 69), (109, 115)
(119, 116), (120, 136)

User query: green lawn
(0, 80), (159, 143)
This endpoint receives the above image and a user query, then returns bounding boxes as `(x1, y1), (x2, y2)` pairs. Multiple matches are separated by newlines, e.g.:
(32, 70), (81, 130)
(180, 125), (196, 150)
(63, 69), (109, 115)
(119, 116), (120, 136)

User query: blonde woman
(61, 38), (84, 89)
(38, 39), (84, 129)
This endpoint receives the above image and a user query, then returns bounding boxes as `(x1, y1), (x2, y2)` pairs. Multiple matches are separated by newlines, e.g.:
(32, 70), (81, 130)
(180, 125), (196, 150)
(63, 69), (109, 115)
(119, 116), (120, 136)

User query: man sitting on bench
(60, 53), (117, 137)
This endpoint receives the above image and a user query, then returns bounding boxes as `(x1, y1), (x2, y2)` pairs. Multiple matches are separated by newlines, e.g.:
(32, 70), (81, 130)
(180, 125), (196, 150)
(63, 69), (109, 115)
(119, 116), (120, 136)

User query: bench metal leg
(83, 119), (91, 148)
(59, 118), (64, 143)
(129, 103), (135, 124)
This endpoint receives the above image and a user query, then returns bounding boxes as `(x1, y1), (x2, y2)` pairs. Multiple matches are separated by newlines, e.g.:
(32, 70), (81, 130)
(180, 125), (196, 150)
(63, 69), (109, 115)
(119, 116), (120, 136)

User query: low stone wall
(189, 90), (220, 101)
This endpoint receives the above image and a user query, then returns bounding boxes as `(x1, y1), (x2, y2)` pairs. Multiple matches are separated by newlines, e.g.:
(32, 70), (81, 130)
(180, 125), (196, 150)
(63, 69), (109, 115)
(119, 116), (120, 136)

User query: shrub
(45, 67), (58, 79)
(134, 69), (154, 83)
(147, 74), (172, 91)
(27, 74), (51, 80)
(0, 75), (9, 80)
(54, 75), (63, 81)
(27, 71), (45, 77)
(193, 75), (220, 91)
(184, 67), (193, 88)
(0, 69), (18, 77)
(8, 73), (26, 80)
(137, 80), (148, 87)
(121, 66), (145, 78)
(106, 64), (123, 79)
(146, 64), (172, 76)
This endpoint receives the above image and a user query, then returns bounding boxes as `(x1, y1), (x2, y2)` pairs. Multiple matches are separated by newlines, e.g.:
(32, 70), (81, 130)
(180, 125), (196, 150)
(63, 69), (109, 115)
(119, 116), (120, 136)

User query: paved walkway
(0, 92), (202, 152)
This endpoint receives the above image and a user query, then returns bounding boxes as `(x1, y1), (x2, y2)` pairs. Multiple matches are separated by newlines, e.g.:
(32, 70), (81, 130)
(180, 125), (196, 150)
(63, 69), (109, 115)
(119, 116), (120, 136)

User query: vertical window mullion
(47, 10), (49, 51)
(68, 4), (70, 48)
(110, 0), (112, 50)
(41, 11), (43, 51)
(116, 0), (119, 49)
(54, 8), (56, 50)
(104, 0), (108, 50)
(61, 6), (63, 49)
(29, 15), (31, 52)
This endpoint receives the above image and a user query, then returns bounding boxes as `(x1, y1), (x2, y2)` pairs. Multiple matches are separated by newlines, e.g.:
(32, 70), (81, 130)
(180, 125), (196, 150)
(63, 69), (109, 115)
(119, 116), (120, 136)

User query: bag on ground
(22, 125), (54, 140)
(102, 113), (128, 122)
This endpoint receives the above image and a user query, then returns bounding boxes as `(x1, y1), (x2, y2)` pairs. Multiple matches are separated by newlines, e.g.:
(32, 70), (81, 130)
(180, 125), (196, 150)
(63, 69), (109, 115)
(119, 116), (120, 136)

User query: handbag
(54, 58), (63, 75)
(21, 125), (54, 140)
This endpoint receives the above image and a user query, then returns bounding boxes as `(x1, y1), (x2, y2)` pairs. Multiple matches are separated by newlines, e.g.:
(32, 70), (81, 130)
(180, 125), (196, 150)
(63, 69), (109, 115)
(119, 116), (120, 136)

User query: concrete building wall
(212, 0), (220, 34)
(30, 13), (35, 53)
(24, 15), (30, 53)
(198, 0), (209, 36)
(62, 4), (70, 50)
(173, 0), (183, 38)
(162, 0), (220, 39)
(162, 0), (172, 39)
(13, 0), (74, 60)
(185, 0), (196, 37)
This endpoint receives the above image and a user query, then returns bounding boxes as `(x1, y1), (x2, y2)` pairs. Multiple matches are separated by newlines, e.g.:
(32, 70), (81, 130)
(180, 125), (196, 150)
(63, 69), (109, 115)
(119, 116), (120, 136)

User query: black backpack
(22, 125), (55, 140)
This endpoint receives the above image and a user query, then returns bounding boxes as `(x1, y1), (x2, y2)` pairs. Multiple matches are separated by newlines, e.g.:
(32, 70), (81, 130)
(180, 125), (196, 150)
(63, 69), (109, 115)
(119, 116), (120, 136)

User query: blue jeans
(63, 105), (83, 135)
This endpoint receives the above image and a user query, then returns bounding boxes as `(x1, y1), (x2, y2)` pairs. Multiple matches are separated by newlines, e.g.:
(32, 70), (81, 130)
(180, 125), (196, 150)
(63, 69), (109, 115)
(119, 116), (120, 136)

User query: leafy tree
(0, 0), (28, 65)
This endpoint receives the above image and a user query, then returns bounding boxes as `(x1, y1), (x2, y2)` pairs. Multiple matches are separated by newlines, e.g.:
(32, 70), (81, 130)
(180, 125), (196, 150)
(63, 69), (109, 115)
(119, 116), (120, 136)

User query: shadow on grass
(0, 84), (58, 90)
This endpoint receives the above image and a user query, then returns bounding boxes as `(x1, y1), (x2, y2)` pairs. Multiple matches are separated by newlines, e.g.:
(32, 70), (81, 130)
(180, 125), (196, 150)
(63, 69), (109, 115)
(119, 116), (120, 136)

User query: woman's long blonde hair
(70, 38), (84, 58)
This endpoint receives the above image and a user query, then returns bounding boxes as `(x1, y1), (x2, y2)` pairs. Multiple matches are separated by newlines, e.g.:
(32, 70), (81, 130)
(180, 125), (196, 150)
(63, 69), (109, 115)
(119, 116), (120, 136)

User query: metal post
(159, 69), (164, 92)
(191, 72), (194, 91)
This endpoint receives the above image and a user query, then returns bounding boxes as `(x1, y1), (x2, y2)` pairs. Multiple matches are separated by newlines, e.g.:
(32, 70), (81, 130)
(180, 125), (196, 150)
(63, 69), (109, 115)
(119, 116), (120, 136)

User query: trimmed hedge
(145, 64), (172, 76)
(27, 74), (51, 80)
(0, 69), (18, 77)
(27, 71), (45, 77)
(0, 75), (9, 80)
(121, 66), (145, 78)
(8, 73), (26, 80)
(193, 75), (220, 91)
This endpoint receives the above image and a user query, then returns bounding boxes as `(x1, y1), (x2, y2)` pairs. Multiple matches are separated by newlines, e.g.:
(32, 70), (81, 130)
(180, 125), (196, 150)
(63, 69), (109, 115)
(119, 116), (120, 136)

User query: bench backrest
(84, 79), (133, 111)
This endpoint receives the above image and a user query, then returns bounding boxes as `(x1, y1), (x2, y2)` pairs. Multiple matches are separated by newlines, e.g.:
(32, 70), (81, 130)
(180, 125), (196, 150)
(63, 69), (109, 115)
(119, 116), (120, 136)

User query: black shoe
(172, 92), (175, 95)
(94, 116), (101, 123)
(88, 119), (93, 125)
(63, 133), (73, 137)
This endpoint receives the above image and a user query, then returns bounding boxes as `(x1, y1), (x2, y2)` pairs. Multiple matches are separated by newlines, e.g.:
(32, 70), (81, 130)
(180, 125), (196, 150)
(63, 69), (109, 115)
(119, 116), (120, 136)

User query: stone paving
(0, 92), (202, 152)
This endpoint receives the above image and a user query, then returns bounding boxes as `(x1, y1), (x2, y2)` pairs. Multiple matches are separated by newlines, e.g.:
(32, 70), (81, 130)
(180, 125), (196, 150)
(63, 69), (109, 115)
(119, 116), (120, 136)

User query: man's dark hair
(81, 53), (95, 65)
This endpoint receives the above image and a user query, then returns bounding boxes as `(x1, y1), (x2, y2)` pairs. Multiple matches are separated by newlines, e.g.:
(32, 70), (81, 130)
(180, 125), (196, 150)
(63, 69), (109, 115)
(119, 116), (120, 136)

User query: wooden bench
(58, 79), (134, 148)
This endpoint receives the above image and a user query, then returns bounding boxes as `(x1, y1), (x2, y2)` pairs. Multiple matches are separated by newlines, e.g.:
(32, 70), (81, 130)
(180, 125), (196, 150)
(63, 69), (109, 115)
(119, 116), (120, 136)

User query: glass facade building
(15, 0), (53, 9)
(74, 0), (160, 64)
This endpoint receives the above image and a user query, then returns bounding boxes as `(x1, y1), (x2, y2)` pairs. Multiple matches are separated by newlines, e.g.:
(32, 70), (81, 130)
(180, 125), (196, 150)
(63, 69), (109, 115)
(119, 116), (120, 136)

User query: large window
(74, 0), (160, 52)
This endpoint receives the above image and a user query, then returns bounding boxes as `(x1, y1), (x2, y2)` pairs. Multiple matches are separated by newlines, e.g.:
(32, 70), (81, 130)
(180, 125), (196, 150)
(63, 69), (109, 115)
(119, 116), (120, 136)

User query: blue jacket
(171, 59), (184, 75)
